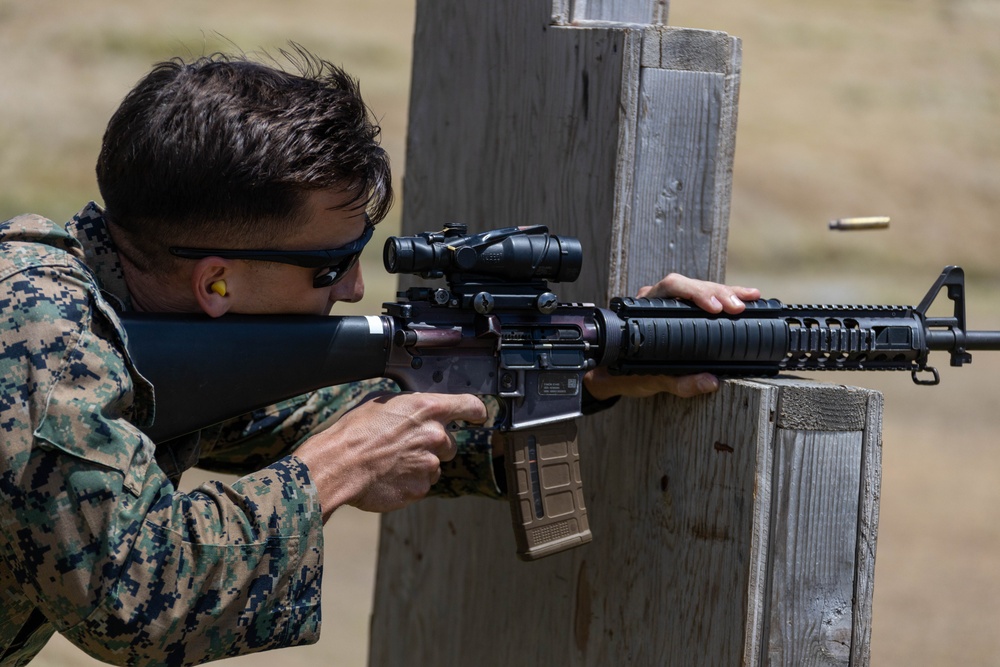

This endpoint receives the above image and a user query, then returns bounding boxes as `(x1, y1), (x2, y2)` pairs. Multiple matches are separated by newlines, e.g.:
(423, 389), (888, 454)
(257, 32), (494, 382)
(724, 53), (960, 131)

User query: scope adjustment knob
(454, 245), (478, 270)
(433, 288), (451, 305)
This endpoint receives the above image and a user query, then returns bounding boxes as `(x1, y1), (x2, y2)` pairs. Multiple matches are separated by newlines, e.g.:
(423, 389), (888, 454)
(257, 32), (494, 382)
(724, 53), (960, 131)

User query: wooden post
(369, 2), (881, 665)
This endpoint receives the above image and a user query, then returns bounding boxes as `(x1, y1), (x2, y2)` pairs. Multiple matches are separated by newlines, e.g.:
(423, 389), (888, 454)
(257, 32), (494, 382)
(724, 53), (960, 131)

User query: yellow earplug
(210, 280), (227, 297)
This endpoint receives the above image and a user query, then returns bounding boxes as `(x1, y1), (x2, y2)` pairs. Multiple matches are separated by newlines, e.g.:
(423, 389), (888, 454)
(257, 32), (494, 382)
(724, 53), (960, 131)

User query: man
(0, 48), (759, 665)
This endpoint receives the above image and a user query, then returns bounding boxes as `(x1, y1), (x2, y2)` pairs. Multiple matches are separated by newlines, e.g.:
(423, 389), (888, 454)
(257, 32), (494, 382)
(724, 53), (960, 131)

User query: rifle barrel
(925, 329), (1000, 351)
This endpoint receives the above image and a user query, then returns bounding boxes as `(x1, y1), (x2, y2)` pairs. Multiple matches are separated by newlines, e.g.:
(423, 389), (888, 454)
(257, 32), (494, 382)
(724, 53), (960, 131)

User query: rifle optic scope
(383, 223), (583, 282)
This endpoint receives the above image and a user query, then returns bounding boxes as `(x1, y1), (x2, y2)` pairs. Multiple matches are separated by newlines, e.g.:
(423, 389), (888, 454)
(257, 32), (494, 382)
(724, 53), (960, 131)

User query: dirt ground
(3, 0), (999, 665)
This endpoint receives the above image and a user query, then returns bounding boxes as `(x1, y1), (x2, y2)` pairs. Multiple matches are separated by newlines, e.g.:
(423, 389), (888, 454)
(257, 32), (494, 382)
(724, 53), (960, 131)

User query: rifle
(120, 223), (1000, 560)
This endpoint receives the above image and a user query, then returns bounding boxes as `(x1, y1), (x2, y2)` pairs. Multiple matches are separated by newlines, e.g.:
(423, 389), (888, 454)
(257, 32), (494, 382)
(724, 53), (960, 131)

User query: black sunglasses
(169, 219), (375, 288)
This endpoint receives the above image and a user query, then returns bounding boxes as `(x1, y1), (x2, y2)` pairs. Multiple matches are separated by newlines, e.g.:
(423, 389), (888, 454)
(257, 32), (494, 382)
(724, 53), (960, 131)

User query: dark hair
(97, 46), (392, 272)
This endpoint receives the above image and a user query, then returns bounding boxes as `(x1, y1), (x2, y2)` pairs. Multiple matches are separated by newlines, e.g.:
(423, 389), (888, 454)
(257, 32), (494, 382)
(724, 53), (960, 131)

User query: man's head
(98, 47), (392, 315)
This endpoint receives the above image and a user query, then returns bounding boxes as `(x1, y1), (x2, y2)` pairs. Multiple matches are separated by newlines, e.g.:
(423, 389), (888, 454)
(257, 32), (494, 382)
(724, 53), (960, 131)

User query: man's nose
(330, 263), (365, 303)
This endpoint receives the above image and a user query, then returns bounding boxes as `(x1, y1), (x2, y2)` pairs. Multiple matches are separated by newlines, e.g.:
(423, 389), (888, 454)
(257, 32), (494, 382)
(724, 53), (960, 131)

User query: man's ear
(191, 258), (234, 318)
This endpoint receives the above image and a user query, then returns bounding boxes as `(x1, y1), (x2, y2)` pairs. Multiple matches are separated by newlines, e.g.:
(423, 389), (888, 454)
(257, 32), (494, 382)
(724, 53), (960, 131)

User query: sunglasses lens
(313, 252), (361, 288)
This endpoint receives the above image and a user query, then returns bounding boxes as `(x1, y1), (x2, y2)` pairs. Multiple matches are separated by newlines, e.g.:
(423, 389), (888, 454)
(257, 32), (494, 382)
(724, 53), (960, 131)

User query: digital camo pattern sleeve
(0, 217), (325, 665)
(199, 386), (505, 500)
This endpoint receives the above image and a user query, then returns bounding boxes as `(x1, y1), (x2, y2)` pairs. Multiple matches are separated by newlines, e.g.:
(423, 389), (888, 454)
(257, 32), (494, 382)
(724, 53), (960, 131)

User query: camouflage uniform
(0, 203), (502, 666)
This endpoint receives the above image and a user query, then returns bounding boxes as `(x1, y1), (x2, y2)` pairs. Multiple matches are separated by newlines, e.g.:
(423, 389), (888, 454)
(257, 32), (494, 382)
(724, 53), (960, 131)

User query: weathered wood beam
(368, 2), (880, 665)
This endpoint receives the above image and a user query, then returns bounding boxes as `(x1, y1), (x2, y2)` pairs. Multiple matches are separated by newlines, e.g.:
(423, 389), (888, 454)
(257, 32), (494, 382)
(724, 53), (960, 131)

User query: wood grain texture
(641, 25), (732, 72)
(765, 428), (862, 666)
(628, 67), (724, 285)
(551, 0), (669, 25)
(774, 380), (870, 431)
(400, 0), (638, 303)
(851, 390), (883, 666)
(754, 378), (882, 667)
(576, 381), (777, 666)
(371, 380), (780, 667)
(623, 26), (740, 292)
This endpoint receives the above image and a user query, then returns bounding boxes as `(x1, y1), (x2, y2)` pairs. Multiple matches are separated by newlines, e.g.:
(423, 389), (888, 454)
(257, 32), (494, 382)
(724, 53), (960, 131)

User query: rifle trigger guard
(912, 366), (940, 386)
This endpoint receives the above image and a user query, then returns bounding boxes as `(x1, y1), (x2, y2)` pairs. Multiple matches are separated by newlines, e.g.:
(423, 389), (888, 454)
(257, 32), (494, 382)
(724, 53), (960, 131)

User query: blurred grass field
(2, 1), (999, 665)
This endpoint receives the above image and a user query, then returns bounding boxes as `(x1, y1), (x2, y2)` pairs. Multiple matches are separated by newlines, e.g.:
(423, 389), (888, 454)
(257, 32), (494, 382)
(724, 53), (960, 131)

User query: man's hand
(294, 392), (487, 521)
(584, 273), (761, 400)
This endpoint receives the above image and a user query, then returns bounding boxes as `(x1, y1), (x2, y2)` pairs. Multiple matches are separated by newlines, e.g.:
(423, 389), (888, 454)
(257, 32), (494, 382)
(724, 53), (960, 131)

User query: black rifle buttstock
(498, 421), (592, 561)
(121, 313), (393, 443)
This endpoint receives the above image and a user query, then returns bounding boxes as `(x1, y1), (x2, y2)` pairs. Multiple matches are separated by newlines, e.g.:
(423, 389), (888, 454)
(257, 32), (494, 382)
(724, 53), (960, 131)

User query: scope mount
(395, 278), (564, 315)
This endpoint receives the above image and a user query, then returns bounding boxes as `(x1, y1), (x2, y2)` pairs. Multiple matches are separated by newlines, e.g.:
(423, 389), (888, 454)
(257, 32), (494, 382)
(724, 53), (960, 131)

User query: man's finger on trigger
(447, 394), (489, 425)
(464, 394), (489, 424)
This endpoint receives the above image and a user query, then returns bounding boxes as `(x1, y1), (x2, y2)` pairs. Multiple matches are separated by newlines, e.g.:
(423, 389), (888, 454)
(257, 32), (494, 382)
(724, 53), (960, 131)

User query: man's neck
(108, 222), (201, 314)
(118, 257), (200, 313)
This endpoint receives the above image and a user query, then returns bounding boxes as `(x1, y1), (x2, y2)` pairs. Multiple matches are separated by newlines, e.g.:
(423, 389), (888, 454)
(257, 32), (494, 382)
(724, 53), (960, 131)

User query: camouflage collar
(66, 201), (134, 312)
